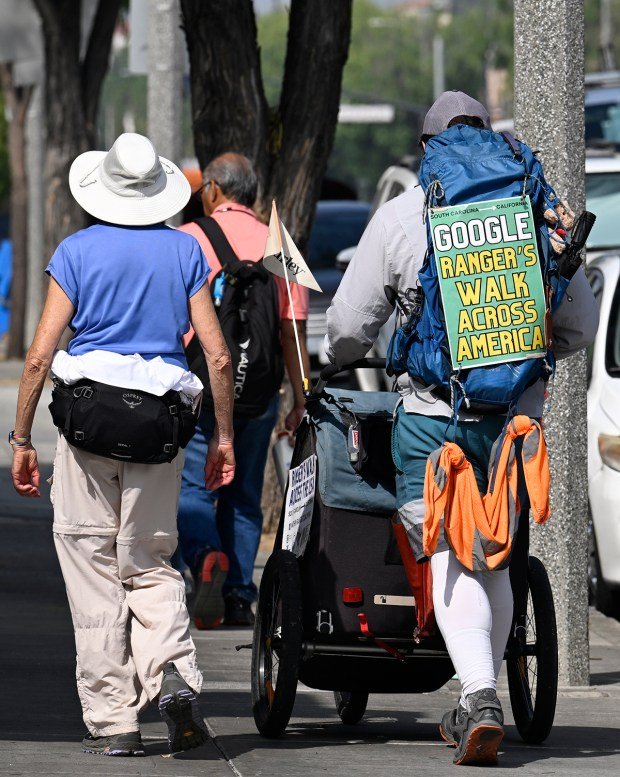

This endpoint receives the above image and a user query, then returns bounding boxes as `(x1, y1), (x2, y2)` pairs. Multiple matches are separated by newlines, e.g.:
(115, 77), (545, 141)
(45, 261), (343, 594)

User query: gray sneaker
(452, 688), (504, 766)
(439, 701), (467, 746)
(82, 731), (145, 756)
(158, 662), (209, 753)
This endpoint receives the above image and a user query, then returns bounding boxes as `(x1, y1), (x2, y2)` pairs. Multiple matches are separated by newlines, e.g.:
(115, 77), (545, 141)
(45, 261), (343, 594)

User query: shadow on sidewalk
(590, 669), (620, 686)
(2, 462), (620, 771)
(207, 719), (620, 768)
(0, 465), (83, 744)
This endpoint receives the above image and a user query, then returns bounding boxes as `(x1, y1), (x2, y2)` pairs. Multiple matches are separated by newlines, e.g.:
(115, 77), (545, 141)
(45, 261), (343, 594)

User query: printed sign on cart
(429, 196), (547, 369)
(282, 454), (316, 558)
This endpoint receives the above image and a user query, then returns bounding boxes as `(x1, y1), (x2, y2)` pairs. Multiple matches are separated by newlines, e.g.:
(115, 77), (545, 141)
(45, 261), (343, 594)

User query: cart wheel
(251, 549), (303, 737)
(334, 691), (369, 724)
(507, 555), (558, 744)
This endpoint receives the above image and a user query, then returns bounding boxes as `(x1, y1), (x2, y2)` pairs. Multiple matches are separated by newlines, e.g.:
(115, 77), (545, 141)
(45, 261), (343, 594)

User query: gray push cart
(251, 358), (558, 744)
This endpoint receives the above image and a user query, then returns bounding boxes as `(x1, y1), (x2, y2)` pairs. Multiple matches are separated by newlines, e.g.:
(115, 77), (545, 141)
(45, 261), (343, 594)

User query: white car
(586, 253), (620, 615)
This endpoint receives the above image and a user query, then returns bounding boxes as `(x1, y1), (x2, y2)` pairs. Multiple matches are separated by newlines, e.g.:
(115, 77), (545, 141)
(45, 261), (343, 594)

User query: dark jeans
(175, 395), (280, 602)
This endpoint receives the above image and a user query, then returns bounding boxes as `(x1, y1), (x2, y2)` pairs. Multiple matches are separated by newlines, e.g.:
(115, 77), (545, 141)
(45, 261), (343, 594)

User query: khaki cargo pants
(51, 434), (202, 736)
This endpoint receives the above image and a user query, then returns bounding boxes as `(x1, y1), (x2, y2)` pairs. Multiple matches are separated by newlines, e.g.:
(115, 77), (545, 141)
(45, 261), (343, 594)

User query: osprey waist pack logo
(122, 393), (143, 409)
(386, 124), (576, 414)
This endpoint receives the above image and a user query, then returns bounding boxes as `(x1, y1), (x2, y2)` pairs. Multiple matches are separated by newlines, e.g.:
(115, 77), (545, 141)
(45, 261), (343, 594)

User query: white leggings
(430, 549), (514, 704)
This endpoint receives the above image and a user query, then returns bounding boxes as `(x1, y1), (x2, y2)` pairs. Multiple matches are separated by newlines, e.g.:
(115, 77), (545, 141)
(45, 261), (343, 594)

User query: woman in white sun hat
(10, 133), (235, 756)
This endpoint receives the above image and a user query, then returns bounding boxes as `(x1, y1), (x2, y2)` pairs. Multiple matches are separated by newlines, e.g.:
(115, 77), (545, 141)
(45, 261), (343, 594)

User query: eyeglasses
(197, 179), (218, 196)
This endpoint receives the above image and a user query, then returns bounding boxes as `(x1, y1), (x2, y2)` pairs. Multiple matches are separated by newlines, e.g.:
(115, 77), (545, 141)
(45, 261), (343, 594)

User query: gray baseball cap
(421, 90), (491, 139)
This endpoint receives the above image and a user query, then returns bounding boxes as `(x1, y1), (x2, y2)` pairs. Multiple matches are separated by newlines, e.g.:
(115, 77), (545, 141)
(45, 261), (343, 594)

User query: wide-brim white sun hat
(69, 132), (191, 226)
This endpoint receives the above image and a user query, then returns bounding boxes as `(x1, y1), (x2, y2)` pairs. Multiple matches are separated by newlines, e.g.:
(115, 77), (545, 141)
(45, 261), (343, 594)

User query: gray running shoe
(158, 662), (209, 753)
(439, 701), (467, 746)
(82, 731), (145, 756)
(453, 688), (504, 766)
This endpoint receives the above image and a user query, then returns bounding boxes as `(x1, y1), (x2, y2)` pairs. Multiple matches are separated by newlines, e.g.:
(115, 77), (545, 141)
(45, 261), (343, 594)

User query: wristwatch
(8, 430), (32, 448)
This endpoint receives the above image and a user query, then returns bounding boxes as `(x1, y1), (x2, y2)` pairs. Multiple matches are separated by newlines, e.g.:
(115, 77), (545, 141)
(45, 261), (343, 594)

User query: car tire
(588, 515), (620, 617)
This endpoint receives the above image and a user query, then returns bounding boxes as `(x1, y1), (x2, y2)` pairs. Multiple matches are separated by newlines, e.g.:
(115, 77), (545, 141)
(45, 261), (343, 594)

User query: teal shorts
(391, 406), (508, 560)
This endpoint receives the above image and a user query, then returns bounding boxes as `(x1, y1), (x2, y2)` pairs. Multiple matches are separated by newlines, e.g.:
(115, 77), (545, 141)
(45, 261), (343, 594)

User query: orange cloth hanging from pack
(423, 416), (551, 571)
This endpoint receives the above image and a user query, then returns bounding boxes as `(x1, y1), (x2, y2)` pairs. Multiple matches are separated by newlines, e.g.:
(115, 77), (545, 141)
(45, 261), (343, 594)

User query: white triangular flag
(263, 202), (322, 292)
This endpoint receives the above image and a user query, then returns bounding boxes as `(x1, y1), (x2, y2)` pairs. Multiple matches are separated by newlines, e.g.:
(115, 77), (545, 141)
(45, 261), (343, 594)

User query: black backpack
(185, 216), (284, 418)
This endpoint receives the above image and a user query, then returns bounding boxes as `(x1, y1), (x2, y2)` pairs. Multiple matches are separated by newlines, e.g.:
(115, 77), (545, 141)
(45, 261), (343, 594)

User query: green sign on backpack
(429, 196), (547, 370)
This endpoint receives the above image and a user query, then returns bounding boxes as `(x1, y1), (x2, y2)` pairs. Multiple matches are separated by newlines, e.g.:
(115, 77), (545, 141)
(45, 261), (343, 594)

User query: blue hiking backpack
(386, 124), (570, 414)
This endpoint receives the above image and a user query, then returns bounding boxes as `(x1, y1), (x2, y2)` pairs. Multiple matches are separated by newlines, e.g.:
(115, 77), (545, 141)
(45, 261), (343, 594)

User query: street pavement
(1, 361), (619, 776)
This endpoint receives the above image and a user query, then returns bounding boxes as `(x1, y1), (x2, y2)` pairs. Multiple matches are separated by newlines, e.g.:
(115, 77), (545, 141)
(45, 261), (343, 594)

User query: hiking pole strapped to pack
(557, 210), (597, 280)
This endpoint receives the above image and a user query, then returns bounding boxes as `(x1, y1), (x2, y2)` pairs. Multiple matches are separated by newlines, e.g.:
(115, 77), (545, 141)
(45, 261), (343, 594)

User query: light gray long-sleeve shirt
(325, 185), (600, 418)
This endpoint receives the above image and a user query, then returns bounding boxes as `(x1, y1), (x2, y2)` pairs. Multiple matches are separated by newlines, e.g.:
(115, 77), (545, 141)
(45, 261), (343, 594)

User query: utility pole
(432, 0), (449, 100)
(600, 0), (615, 71)
(25, 82), (45, 347)
(433, 35), (445, 100)
(514, 0), (589, 686)
(147, 0), (184, 164)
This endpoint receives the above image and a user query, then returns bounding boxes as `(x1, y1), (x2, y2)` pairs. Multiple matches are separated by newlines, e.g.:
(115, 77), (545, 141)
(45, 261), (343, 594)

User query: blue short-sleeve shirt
(46, 223), (209, 368)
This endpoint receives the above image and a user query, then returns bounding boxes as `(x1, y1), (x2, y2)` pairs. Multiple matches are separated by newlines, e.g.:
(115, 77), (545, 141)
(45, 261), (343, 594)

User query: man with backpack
(325, 91), (599, 765)
(178, 153), (310, 628)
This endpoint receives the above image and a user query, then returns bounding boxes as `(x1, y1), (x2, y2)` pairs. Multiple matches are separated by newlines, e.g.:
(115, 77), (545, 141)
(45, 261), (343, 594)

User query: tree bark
(0, 64), (33, 358)
(33, 0), (120, 267)
(181, 0), (269, 195)
(269, 0), (352, 244)
(82, 0), (123, 146)
(180, 0), (352, 248)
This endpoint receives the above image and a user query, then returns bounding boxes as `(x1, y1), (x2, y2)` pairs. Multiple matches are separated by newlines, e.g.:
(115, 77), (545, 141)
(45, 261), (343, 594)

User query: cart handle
(311, 357), (387, 396)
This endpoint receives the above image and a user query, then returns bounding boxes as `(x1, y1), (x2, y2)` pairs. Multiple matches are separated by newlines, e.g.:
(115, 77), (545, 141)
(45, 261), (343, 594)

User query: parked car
(586, 253), (620, 615)
(585, 70), (620, 147)
(585, 152), (620, 254)
(495, 71), (620, 149)
(305, 200), (371, 365)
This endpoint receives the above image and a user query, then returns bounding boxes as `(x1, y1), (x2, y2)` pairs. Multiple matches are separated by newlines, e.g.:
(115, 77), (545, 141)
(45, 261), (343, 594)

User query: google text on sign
(429, 197), (548, 369)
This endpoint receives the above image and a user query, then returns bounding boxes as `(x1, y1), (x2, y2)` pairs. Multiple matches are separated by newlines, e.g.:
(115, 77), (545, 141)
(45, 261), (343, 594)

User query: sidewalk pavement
(1, 360), (620, 776)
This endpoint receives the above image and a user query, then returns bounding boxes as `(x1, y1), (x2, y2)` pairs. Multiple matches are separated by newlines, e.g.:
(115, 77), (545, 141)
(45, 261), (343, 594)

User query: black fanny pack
(49, 379), (199, 464)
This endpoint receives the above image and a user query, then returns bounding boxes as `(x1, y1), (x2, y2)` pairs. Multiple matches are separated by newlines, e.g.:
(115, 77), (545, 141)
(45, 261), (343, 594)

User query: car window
(586, 267), (605, 385)
(307, 206), (370, 270)
(606, 276), (620, 376)
(585, 191), (620, 249)
(586, 102), (620, 144)
(385, 181), (405, 202)
(586, 171), (620, 198)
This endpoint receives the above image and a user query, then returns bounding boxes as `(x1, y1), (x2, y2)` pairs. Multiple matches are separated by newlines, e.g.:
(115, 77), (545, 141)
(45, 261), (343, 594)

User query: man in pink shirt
(177, 153), (310, 628)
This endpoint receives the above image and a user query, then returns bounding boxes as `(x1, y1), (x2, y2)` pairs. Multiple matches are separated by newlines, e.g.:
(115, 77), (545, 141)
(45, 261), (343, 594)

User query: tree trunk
(0, 64), (33, 359)
(35, 0), (89, 263)
(33, 0), (120, 266)
(180, 0), (352, 248)
(268, 0), (352, 246)
(181, 0), (269, 197)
